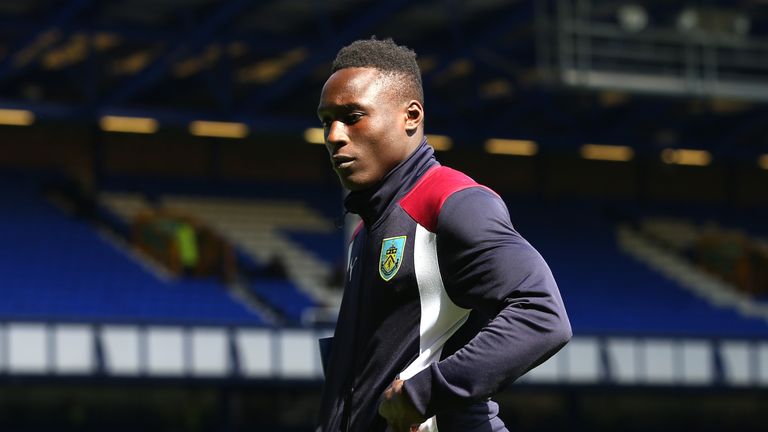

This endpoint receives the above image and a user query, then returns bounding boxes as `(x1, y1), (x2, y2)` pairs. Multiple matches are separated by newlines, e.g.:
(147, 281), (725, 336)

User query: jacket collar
(344, 137), (438, 227)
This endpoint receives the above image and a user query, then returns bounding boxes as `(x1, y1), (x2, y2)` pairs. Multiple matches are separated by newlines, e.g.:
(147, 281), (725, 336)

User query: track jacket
(317, 140), (571, 431)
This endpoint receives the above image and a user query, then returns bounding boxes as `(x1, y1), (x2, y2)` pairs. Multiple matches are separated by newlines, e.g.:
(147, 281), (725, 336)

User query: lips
(332, 154), (355, 169)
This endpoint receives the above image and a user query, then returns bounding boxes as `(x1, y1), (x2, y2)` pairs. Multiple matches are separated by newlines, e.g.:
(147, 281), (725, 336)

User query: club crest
(379, 236), (406, 281)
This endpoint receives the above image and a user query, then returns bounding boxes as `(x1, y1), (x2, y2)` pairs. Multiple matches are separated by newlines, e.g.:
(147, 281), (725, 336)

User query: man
(316, 38), (571, 432)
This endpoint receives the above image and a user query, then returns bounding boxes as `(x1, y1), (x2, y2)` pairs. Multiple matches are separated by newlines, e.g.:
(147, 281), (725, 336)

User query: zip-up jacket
(317, 140), (571, 431)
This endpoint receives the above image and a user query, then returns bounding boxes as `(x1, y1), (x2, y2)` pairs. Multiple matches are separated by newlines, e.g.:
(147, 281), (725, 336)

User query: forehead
(318, 67), (391, 111)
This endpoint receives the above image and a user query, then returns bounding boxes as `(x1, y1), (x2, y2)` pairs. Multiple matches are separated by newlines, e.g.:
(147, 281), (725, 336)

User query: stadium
(0, 0), (767, 430)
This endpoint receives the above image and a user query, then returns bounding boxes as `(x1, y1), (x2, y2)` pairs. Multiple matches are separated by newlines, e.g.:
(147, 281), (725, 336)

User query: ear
(404, 100), (424, 132)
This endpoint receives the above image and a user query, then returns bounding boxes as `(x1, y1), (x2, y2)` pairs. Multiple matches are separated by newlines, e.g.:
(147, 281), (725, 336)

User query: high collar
(344, 138), (438, 227)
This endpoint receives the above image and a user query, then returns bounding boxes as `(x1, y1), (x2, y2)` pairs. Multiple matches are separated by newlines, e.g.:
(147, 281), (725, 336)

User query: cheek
(353, 114), (402, 169)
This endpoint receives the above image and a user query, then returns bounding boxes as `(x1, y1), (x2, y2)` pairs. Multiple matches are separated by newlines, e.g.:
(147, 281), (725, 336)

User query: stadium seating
(506, 197), (768, 337)
(98, 180), (340, 325)
(95, 179), (768, 336)
(249, 278), (319, 323)
(0, 173), (264, 325)
(7, 170), (766, 337)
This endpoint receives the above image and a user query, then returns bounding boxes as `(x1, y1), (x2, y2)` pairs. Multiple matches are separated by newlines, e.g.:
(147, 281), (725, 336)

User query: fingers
(378, 382), (396, 419)
(380, 379), (424, 432)
(383, 382), (396, 400)
(378, 392), (391, 418)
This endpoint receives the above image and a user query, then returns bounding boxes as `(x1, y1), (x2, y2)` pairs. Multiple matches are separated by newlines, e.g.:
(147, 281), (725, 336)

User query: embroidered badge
(379, 236), (406, 281)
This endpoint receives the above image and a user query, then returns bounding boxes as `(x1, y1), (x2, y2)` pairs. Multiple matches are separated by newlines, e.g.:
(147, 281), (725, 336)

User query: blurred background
(1, 0), (767, 430)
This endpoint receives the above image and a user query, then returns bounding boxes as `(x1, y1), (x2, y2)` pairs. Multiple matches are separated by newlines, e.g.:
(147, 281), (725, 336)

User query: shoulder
(399, 165), (499, 232)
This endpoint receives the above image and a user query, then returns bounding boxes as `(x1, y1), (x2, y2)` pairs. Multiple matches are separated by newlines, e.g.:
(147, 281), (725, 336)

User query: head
(317, 37), (425, 191)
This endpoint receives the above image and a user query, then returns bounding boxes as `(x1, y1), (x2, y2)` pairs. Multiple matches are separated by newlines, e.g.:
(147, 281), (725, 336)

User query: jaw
(338, 173), (365, 192)
(337, 167), (377, 192)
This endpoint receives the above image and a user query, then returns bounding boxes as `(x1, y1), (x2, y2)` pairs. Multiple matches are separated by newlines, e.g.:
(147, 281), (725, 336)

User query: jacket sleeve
(403, 187), (571, 418)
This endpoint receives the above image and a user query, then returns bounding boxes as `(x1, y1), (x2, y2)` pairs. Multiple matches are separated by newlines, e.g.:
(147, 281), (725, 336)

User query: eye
(344, 113), (363, 124)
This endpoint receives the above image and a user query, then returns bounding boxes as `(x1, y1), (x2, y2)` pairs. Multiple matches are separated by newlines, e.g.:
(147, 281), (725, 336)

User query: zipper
(341, 228), (366, 432)
(341, 385), (354, 432)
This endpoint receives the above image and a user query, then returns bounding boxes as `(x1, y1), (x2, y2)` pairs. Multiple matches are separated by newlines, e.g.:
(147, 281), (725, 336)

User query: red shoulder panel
(350, 220), (364, 243)
(399, 166), (496, 232)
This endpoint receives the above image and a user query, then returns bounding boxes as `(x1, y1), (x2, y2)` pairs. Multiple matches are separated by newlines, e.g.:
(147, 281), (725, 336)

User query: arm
(402, 188), (571, 418)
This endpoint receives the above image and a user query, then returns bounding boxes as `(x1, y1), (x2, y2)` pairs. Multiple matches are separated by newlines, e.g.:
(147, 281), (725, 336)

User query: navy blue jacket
(317, 141), (571, 431)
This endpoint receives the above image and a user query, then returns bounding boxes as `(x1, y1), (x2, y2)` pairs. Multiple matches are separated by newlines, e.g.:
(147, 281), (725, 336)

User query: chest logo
(379, 236), (406, 281)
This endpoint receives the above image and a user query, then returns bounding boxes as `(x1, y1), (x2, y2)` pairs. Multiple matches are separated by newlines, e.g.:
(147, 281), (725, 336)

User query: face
(317, 67), (422, 191)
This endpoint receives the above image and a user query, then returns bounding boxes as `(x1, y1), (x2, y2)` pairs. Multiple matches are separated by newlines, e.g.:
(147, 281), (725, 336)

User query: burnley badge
(379, 236), (406, 281)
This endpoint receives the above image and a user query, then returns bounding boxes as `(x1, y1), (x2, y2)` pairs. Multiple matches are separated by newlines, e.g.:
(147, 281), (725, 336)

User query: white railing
(1, 322), (767, 387)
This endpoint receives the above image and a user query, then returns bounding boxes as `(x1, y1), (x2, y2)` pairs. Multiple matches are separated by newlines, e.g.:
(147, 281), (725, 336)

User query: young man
(315, 38), (571, 432)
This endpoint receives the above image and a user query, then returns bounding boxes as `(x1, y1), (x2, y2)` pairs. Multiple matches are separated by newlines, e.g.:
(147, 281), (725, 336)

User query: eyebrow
(317, 103), (365, 117)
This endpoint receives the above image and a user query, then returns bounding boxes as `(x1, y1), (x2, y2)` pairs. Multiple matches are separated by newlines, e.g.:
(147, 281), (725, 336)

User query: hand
(378, 378), (425, 432)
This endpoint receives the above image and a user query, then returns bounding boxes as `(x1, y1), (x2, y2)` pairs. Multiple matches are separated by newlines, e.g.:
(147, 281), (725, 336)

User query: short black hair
(332, 37), (424, 104)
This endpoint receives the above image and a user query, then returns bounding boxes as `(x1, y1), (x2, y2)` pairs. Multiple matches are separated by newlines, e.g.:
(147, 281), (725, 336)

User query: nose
(325, 120), (348, 147)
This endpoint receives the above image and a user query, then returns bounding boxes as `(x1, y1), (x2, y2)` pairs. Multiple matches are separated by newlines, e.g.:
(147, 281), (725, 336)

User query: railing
(0, 321), (330, 380)
(1, 321), (767, 388)
(538, 0), (768, 101)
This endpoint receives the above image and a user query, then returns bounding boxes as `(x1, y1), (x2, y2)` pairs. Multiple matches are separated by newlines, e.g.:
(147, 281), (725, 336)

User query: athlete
(315, 38), (571, 432)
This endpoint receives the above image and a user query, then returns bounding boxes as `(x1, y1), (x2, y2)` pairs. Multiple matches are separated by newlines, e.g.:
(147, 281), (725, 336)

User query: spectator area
(0, 172), (264, 325)
(507, 198), (768, 338)
(94, 179), (768, 336)
(97, 177), (342, 325)
(4, 171), (767, 337)
(248, 278), (318, 323)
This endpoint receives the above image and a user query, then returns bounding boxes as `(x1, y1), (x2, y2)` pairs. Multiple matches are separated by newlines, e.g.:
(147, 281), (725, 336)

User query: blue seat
(506, 197), (768, 338)
(249, 278), (317, 324)
(0, 173), (265, 326)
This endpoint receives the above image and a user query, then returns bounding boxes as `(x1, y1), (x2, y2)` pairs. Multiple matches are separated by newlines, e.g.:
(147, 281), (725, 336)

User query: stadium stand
(98, 181), (339, 324)
(7, 168), (766, 337)
(90, 179), (768, 336)
(249, 278), (319, 323)
(503, 197), (768, 338)
(3, 0), (768, 429)
(0, 172), (264, 325)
